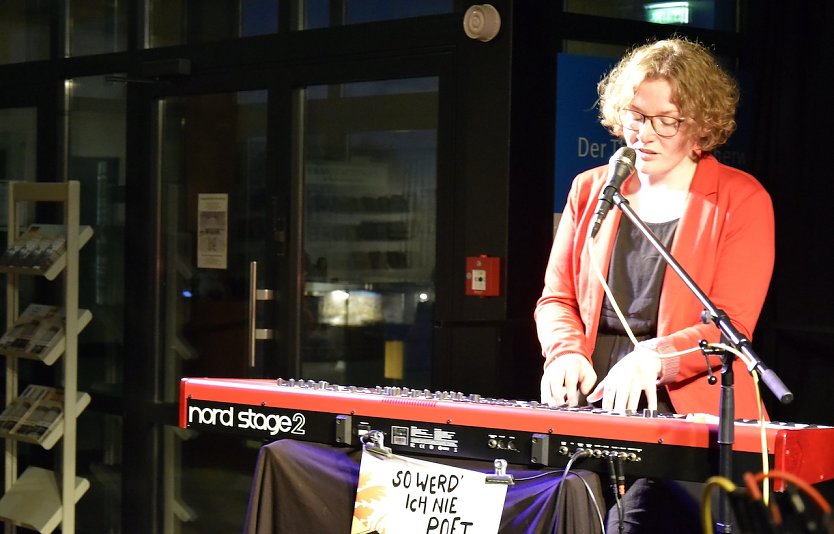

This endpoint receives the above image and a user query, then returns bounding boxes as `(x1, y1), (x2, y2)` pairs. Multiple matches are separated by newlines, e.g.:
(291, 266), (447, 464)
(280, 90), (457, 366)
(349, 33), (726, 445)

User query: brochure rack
(0, 181), (92, 534)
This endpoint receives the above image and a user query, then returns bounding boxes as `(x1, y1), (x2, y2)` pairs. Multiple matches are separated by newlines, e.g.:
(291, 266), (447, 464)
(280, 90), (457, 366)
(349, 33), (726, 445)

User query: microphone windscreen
(611, 146), (636, 171)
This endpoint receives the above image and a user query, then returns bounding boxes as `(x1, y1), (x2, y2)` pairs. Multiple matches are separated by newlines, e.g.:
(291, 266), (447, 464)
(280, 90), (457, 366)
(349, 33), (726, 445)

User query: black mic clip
(698, 339), (723, 385)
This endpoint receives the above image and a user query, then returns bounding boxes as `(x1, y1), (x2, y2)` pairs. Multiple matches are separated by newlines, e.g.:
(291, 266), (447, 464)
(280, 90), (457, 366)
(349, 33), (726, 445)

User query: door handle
(248, 260), (275, 367)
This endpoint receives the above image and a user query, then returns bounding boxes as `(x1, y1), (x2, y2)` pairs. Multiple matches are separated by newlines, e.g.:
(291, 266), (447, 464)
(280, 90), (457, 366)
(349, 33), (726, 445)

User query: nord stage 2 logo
(185, 399), (336, 442)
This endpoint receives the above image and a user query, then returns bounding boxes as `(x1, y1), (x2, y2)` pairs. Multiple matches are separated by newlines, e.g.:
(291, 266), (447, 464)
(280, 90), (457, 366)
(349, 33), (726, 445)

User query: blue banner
(554, 53), (620, 213)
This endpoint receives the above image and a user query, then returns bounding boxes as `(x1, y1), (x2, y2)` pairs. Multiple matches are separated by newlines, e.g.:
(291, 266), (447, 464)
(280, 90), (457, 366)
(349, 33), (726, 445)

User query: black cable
(512, 466), (606, 531)
(615, 454), (627, 534)
(553, 449), (592, 530)
(606, 454), (624, 534)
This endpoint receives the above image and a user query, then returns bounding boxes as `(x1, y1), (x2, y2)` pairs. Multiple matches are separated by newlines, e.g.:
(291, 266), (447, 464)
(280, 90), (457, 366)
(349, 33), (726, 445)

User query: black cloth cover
(244, 439), (604, 534)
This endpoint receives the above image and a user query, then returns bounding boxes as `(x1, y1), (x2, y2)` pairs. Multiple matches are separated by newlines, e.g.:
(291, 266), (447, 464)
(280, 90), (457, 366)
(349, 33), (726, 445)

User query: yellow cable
(751, 370), (770, 505)
(701, 476), (738, 534)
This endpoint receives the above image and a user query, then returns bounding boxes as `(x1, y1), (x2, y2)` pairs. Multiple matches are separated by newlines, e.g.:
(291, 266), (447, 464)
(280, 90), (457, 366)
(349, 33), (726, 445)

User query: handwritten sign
(352, 450), (508, 534)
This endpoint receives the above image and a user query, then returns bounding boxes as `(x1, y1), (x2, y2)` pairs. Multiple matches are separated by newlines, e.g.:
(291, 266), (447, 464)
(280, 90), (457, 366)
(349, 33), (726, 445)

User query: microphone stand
(610, 190), (793, 533)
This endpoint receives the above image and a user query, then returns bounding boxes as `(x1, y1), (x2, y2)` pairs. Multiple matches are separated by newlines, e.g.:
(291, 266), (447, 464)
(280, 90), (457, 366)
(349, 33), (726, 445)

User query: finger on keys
(610, 380), (629, 413)
(579, 370), (597, 396)
(586, 381), (604, 404)
(564, 365), (580, 406)
(627, 380), (642, 413)
(540, 374), (554, 404)
(541, 367), (565, 405)
(645, 383), (658, 412)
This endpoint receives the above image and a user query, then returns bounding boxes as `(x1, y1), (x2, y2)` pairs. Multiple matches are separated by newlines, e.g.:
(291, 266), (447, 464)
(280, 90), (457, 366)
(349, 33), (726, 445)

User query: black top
(590, 217), (678, 412)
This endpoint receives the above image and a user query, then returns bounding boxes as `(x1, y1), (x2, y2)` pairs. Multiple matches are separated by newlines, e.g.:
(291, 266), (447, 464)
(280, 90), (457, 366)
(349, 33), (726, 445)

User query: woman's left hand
(586, 345), (662, 413)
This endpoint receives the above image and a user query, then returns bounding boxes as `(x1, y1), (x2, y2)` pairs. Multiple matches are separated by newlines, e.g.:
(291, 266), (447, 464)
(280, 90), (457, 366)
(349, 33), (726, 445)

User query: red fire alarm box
(466, 255), (500, 297)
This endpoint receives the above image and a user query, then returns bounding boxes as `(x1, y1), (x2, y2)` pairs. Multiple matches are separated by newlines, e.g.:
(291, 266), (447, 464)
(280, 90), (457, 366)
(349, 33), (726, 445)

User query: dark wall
(743, 3), (834, 425)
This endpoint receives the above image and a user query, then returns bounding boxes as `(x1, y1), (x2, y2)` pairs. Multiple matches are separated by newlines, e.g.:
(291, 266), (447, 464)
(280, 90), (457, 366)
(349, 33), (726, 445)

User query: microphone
(589, 146), (637, 238)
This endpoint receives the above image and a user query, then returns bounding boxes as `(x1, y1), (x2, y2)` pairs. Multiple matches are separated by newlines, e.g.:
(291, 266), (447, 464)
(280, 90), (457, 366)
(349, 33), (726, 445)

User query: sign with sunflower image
(351, 450), (508, 534)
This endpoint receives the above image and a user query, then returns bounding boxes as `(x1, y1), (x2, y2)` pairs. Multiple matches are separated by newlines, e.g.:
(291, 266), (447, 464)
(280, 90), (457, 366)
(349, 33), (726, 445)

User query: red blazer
(535, 154), (775, 419)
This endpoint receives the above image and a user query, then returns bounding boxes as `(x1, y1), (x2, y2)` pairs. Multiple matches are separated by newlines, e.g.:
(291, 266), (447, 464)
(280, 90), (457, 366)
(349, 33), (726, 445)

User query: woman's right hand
(540, 354), (597, 406)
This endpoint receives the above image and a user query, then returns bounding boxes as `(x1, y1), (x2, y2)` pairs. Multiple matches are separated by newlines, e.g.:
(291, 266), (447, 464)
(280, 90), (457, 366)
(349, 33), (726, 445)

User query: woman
(536, 37), (774, 420)
(535, 35), (775, 534)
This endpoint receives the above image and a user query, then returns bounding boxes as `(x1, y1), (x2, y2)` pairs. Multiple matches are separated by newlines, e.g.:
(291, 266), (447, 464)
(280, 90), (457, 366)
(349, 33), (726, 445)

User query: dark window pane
(146, 0), (279, 47)
(0, 0), (50, 64)
(69, 0), (128, 56)
(299, 77), (438, 389)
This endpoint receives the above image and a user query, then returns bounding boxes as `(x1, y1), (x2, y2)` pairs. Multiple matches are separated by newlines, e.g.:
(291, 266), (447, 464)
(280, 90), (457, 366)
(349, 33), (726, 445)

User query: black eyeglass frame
(619, 108), (686, 138)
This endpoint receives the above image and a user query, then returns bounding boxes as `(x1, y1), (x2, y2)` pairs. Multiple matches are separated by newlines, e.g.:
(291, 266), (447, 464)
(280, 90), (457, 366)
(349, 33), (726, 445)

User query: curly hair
(597, 37), (739, 153)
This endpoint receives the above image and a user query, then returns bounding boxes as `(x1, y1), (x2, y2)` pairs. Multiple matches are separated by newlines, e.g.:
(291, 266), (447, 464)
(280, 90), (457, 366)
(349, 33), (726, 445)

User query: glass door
(156, 90), (272, 386)
(152, 89), (273, 533)
(295, 78), (439, 390)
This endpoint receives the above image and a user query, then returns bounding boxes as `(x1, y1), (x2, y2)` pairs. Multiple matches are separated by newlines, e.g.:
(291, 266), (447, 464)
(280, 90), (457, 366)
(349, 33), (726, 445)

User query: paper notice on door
(197, 193), (228, 269)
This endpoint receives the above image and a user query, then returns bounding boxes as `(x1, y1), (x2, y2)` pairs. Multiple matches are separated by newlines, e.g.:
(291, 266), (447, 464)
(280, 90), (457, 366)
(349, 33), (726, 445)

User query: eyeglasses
(619, 108), (685, 138)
